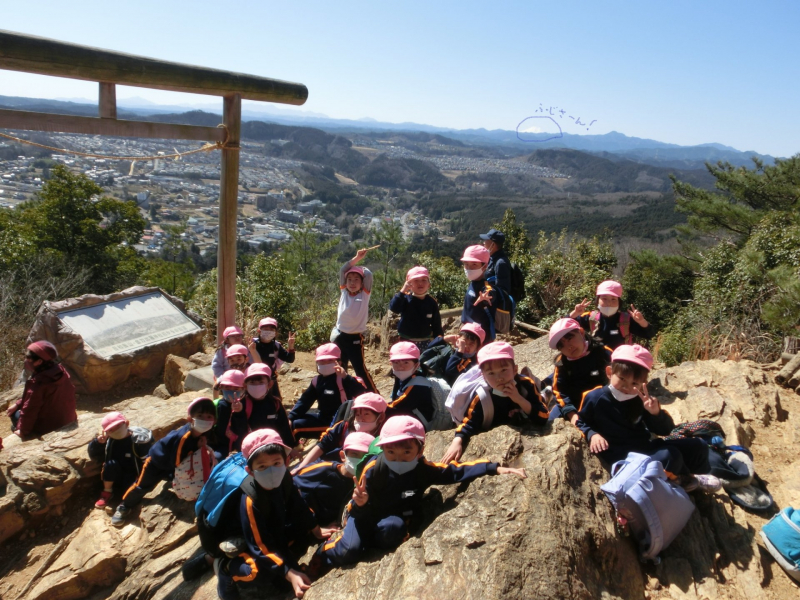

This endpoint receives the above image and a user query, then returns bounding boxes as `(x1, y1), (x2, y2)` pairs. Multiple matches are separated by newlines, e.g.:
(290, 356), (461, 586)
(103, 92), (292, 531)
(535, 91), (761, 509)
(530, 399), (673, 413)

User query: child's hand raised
(285, 569), (311, 598)
(334, 365), (346, 377)
(589, 433), (609, 454)
(496, 466), (527, 478)
(353, 248), (369, 264)
(570, 298), (591, 318)
(401, 281), (412, 294)
(638, 382), (660, 415)
(287, 331), (296, 350)
(352, 475), (369, 507)
(629, 304), (648, 326)
(476, 289), (493, 307)
(96, 431), (107, 444)
(443, 334), (459, 346)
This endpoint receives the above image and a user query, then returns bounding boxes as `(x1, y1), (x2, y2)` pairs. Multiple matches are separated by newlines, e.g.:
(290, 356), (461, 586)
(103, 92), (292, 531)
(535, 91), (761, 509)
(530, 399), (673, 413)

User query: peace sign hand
(639, 382), (660, 415)
(352, 475), (369, 507)
(629, 304), (647, 326)
(287, 331), (296, 350)
(570, 298), (590, 318)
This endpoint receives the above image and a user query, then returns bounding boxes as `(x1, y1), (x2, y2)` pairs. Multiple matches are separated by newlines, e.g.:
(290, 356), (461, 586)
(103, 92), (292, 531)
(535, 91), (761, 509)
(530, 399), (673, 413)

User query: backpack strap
(336, 375), (347, 404)
(619, 312), (631, 343)
(589, 310), (601, 336)
(476, 385), (494, 429)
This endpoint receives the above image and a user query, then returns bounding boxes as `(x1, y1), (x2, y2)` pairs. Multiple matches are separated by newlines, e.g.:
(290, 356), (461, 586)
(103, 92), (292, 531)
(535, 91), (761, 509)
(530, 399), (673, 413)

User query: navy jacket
(216, 393), (296, 457)
(576, 385), (675, 446)
(88, 432), (152, 476)
(485, 249), (511, 295)
(251, 339), (295, 378)
(455, 375), (548, 444)
(550, 340), (611, 418)
(145, 423), (218, 474)
(461, 280), (499, 342)
(316, 420), (351, 459)
(350, 455), (498, 524)
(574, 311), (655, 350)
(294, 461), (354, 526)
(389, 293), (444, 341)
(288, 373), (367, 424)
(444, 352), (477, 385)
(388, 374), (434, 424)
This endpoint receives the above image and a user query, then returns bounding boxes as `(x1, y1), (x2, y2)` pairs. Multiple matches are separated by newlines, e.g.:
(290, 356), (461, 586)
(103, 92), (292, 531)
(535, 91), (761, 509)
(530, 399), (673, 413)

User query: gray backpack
(407, 375), (454, 431)
(600, 452), (695, 563)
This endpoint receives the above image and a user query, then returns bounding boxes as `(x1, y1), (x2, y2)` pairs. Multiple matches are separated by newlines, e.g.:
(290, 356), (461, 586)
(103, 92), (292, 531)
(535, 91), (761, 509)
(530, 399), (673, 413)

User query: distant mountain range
(0, 94), (777, 170)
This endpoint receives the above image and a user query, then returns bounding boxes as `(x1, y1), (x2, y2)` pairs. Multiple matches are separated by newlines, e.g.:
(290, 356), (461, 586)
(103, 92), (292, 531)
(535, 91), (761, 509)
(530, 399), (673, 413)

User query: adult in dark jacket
(480, 228), (511, 295)
(6, 341), (77, 438)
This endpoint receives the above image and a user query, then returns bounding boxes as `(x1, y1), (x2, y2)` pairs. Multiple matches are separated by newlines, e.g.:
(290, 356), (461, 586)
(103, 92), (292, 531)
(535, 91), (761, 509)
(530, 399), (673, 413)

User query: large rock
(164, 354), (199, 396)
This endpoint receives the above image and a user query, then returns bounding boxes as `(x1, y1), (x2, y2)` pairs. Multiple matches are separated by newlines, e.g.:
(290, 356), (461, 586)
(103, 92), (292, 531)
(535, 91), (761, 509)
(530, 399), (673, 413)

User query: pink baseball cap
(345, 265), (365, 278)
(342, 432), (375, 453)
(316, 343), (341, 361)
(548, 318), (582, 350)
(596, 280), (623, 298)
(406, 266), (429, 281)
(187, 397), (216, 417)
(611, 344), (654, 371)
(218, 369), (246, 387)
(225, 344), (249, 358)
(241, 428), (290, 461)
(376, 415), (426, 446)
(477, 341), (515, 365)
(245, 363), (272, 380)
(460, 322), (486, 344)
(390, 341), (420, 361)
(101, 411), (127, 432)
(222, 326), (244, 339)
(28, 340), (58, 361)
(460, 245), (490, 264)
(352, 392), (388, 414)
(258, 317), (278, 329)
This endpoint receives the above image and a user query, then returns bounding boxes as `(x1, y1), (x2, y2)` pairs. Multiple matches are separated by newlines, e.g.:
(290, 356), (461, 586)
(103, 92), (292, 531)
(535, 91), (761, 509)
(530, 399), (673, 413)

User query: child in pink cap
(241, 363), (299, 455)
(88, 411), (153, 510)
(442, 341), (548, 464)
(389, 265), (444, 351)
(294, 431), (375, 529)
(212, 325), (252, 379)
(315, 415), (526, 568)
(213, 429), (335, 600)
(459, 244), (501, 343)
(569, 280), (654, 349)
(288, 343), (368, 439)
(248, 316), (295, 400)
(442, 322), (486, 384)
(292, 392), (388, 475)
(576, 344), (720, 493)
(332, 248), (378, 393)
(386, 341), (435, 427)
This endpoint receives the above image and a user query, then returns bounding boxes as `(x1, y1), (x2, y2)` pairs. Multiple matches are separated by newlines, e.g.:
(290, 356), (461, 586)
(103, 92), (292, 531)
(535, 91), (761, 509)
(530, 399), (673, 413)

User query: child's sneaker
(94, 491), (113, 509)
(214, 558), (240, 600)
(219, 537), (247, 558)
(181, 552), (211, 582)
(111, 504), (131, 527)
(693, 473), (722, 493)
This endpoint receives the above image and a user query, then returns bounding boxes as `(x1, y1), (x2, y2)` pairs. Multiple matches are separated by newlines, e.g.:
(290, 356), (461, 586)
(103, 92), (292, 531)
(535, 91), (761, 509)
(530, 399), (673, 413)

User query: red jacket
(15, 364), (77, 437)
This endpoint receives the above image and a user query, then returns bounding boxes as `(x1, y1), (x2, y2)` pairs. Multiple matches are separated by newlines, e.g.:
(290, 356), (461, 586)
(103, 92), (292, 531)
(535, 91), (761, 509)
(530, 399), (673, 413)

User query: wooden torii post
(0, 30), (308, 342)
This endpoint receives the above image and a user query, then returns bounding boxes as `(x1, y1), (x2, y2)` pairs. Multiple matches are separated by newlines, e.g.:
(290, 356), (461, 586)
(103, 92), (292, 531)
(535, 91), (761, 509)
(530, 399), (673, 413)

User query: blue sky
(2, 1), (799, 156)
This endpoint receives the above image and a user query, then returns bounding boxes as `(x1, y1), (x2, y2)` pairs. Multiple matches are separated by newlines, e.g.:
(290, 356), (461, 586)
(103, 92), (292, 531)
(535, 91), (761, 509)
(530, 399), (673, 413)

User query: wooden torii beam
(0, 30), (308, 342)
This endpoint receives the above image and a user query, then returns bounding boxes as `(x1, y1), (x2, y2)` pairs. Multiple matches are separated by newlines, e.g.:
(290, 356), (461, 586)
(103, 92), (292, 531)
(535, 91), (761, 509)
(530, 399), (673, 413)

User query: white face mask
(344, 456), (360, 475)
(599, 306), (619, 317)
(609, 383), (639, 402)
(385, 459), (419, 475)
(192, 418), (214, 433)
(253, 464), (286, 490)
(107, 425), (128, 440)
(464, 268), (484, 281)
(247, 383), (268, 399)
(317, 363), (337, 377)
(393, 367), (415, 381)
(354, 419), (377, 433)
(260, 330), (276, 342)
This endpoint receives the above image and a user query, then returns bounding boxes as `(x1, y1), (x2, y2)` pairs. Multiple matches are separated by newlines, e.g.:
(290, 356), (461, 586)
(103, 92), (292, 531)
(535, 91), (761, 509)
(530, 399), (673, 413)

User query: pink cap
(345, 266), (365, 278)
(376, 415), (426, 446)
(258, 317), (278, 329)
(225, 344), (249, 358)
(596, 280), (623, 298)
(342, 432), (375, 453)
(101, 411), (127, 432)
(611, 344), (653, 371)
(460, 322), (486, 344)
(28, 340), (58, 361)
(477, 341), (515, 365)
(241, 428), (290, 460)
(390, 341), (420, 361)
(460, 245), (490, 264)
(548, 318), (582, 350)
(222, 326), (244, 339)
(187, 397), (215, 417)
(218, 369), (246, 387)
(352, 392), (388, 414)
(316, 343), (341, 361)
(406, 266), (429, 281)
(245, 363), (272, 380)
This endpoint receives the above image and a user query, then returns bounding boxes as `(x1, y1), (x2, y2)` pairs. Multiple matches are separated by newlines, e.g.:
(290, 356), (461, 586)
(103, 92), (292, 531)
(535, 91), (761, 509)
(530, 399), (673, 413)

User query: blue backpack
(760, 507), (800, 582)
(600, 452), (695, 564)
(195, 452), (251, 527)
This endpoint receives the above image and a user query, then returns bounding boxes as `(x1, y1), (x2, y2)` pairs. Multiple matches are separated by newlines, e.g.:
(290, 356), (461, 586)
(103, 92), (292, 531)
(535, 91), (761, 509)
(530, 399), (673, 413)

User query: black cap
(479, 229), (505, 244)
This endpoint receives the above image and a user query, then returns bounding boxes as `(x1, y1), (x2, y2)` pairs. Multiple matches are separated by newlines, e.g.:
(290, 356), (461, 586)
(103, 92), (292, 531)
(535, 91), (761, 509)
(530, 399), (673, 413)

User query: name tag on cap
(610, 330), (619, 335)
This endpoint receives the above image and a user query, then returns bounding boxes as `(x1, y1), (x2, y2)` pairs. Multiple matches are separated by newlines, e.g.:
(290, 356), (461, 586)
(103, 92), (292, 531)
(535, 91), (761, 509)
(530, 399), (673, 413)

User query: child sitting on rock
(248, 317), (295, 400)
(88, 411), (152, 511)
(212, 326), (251, 380)
(214, 429), (335, 600)
(294, 431), (375, 528)
(314, 415), (526, 568)
(569, 280), (655, 350)
(111, 397), (220, 527)
(386, 341), (435, 427)
(292, 392), (388, 474)
(442, 323), (486, 384)
(389, 266), (444, 352)
(575, 344), (720, 492)
(288, 343), (368, 440)
(442, 341), (548, 464)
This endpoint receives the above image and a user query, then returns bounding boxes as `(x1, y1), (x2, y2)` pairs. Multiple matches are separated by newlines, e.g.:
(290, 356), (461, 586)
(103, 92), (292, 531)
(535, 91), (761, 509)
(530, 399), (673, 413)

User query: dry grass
(689, 319), (781, 364)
